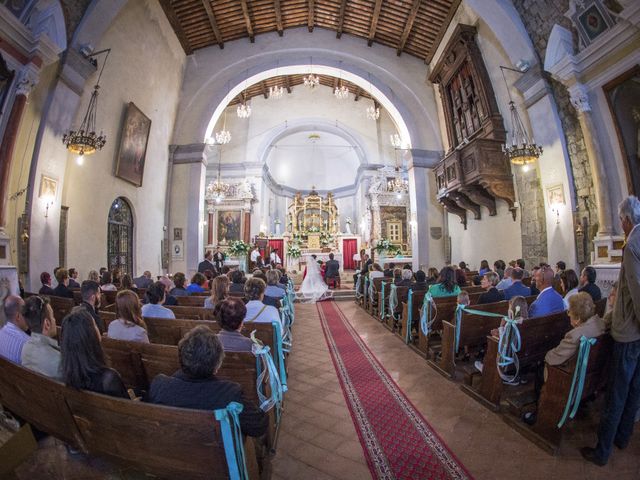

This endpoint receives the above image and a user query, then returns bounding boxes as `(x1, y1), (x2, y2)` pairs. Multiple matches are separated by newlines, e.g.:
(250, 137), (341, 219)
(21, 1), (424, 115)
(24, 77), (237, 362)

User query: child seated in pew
(107, 291), (149, 344)
(215, 298), (253, 353)
(457, 291), (470, 307)
(147, 326), (267, 437)
(523, 292), (605, 425)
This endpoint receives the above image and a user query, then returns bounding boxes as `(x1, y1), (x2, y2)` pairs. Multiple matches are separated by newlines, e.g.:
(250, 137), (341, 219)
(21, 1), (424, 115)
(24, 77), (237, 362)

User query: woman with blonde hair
(205, 275), (229, 309)
(107, 290), (149, 343)
(87, 270), (100, 283)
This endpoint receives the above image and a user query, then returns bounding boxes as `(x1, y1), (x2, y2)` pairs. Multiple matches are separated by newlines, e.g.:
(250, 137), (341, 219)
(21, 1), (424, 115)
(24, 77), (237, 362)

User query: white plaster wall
(62, 0), (185, 278)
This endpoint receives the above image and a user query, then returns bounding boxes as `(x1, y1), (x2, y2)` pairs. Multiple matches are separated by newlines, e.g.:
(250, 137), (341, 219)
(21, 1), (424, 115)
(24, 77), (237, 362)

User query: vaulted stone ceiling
(159, 0), (461, 62)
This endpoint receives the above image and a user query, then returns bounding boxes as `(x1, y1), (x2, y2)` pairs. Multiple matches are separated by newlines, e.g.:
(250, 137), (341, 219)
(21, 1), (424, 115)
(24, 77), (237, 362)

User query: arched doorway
(107, 197), (133, 275)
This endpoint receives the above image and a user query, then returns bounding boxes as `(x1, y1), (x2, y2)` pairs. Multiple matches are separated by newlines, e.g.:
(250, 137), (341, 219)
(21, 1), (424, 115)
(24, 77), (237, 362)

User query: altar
(287, 188), (339, 250)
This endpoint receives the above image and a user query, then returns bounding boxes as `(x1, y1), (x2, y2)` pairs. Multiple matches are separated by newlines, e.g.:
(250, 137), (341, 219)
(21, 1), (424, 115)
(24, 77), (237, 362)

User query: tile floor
(8, 301), (640, 479)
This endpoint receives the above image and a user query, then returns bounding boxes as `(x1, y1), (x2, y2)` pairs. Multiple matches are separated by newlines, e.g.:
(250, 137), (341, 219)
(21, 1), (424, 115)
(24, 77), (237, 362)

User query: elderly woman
(478, 271), (505, 305)
(214, 298), (253, 352)
(243, 278), (281, 327)
(395, 269), (414, 287)
(428, 267), (461, 298)
(148, 326), (266, 437)
(264, 270), (286, 299)
(204, 276), (229, 309)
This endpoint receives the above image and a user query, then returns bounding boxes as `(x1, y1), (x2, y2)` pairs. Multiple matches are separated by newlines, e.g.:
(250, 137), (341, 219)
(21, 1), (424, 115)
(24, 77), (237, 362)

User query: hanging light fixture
(334, 65), (349, 100)
(365, 73), (380, 120)
(389, 166), (409, 199)
(304, 56), (320, 89)
(499, 66), (543, 166)
(62, 48), (111, 160)
(215, 109), (231, 144)
(237, 93), (252, 118)
(269, 85), (284, 99)
(207, 145), (230, 204)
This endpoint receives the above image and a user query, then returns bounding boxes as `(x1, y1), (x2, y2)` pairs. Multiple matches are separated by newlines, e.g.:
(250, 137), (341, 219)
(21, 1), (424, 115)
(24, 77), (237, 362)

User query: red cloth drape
(342, 239), (358, 270)
(268, 239), (284, 263)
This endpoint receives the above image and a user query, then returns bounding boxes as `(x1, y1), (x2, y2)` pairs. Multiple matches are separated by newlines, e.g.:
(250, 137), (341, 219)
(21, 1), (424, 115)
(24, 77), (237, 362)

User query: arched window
(107, 197), (133, 275)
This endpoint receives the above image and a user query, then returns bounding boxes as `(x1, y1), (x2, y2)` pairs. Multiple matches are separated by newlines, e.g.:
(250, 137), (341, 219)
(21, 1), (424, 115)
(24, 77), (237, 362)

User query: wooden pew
(101, 290), (118, 305)
(528, 334), (612, 452)
(461, 311), (571, 410)
(176, 295), (207, 307)
(462, 285), (484, 294)
(369, 277), (391, 319)
(400, 290), (427, 352)
(144, 317), (218, 346)
(389, 286), (409, 334)
(167, 305), (217, 320)
(46, 296), (75, 325)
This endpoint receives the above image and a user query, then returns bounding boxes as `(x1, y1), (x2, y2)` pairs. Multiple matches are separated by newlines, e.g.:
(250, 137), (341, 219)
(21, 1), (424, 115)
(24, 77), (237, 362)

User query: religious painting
(217, 210), (241, 244)
(173, 227), (182, 241)
(570, 0), (616, 47)
(115, 102), (151, 187)
(379, 206), (408, 248)
(172, 240), (184, 260)
(546, 184), (565, 207)
(39, 174), (57, 200)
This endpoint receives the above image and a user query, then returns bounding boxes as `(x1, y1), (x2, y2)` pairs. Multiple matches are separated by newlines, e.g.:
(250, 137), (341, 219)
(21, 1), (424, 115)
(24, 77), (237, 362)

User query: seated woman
(228, 270), (246, 294)
(205, 276), (229, 309)
(61, 307), (129, 398)
(214, 298), (253, 352)
(100, 271), (117, 292)
(453, 265), (467, 288)
(111, 268), (122, 288)
(186, 272), (207, 294)
(478, 259), (491, 276)
(395, 269), (414, 287)
(426, 267), (440, 285)
(169, 272), (189, 297)
(87, 270), (100, 283)
(428, 267), (461, 298)
(478, 272), (505, 305)
(147, 326), (267, 437)
(243, 278), (282, 328)
(367, 263), (384, 299)
(264, 270), (286, 299)
(108, 290), (149, 343)
(119, 273), (138, 292)
(141, 282), (176, 319)
(560, 269), (580, 309)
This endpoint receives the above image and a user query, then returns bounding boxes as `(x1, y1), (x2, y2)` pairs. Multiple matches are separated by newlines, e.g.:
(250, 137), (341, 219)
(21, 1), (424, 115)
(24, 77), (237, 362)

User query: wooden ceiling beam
(308, 0), (315, 33)
(285, 75), (292, 94)
(261, 81), (268, 99)
(240, 0), (255, 43)
(336, 0), (347, 38)
(159, 0), (193, 54)
(426, 0), (462, 63)
(354, 86), (361, 102)
(397, 0), (421, 56)
(200, 0), (224, 49)
(367, 0), (383, 47)
(274, 0), (283, 36)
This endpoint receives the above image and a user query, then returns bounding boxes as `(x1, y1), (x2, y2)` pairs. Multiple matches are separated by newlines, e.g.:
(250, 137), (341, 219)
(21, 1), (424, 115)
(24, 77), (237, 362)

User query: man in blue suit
(528, 266), (565, 317)
(503, 268), (531, 300)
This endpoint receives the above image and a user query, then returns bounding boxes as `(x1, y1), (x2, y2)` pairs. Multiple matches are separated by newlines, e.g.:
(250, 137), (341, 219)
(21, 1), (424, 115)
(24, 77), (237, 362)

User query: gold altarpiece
(287, 188), (339, 249)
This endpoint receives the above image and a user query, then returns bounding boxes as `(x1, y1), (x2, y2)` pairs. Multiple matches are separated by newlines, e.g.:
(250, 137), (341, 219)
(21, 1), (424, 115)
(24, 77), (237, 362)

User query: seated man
(383, 262), (395, 278)
(478, 272), (505, 304)
(79, 280), (105, 333)
(0, 296), (28, 364)
(496, 267), (514, 291)
(395, 269), (414, 287)
(324, 253), (341, 287)
(141, 282), (176, 319)
(39, 272), (55, 296)
(68, 268), (80, 288)
(502, 268), (531, 300)
(21, 296), (62, 380)
(133, 270), (153, 289)
(529, 266), (565, 317)
(412, 270), (428, 291)
(578, 266), (602, 302)
(53, 268), (75, 299)
(148, 326), (267, 437)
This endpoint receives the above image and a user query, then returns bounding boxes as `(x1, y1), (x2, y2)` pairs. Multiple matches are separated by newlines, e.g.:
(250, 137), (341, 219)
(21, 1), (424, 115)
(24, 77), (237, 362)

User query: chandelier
(207, 146), (230, 204)
(304, 73), (319, 89)
(269, 85), (284, 99)
(388, 167), (409, 198)
(500, 66), (543, 165)
(215, 110), (231, 144)
(236, 102), (251, 118)
(62, 48), (111, 159)
(334, 84), (349, 100)
(366, 104), (380, 120)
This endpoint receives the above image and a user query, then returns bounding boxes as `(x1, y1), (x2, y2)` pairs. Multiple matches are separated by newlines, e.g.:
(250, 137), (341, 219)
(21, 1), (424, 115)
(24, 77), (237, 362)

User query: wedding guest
(147, 326), (266, 437)
(502, 268), (531, 300)
(214, 298), (253, 352)
(141, 282), (175, 319)
(87, 270), (100, 283)
(39, 272), (55, 295)
(169, 272), (189, 297)
(478, 272), (505, 305)
(479, 260), (491, 276)
(428, 267), (461, 298)
(255, 255), (266, 269)
(243, 278), (281, 327)
(392, 268), (402, 285)
(79, 280), (105, 333)
(68, 268), (80, 289)
(453, 264), (467, 287)
(278, 266), (290, 286)
(111, 268), (122, 287)
(0, 296), (28, 364)
(186, 273), (207, 294)
(383, 262), (396, 278)
(555, 261), (566, 280)
(61, 308), (128, 398)
(529, 266), (565, 317)
(133, 271), (153, 289)
(21, 296), (61, 380)
(457, 291), (470, 307)
(578, 266), (602, 302)
(158, 276), (178, 306)
(494, 260), (506, 280)
(53, 268), (74, 299)
(265, 270), (286, 299)
(496, 267), (514, 291)
(458, 261), (470, 273)
(413, 270), (428, 291)
(516, 258), (530, 278)
(100, 271), (117, 292)
(229, 270), (246, 294)
(560, 269), (580, 309)
(426, 267), (439, 284)
(396, 269), (414, 287)
(205, 276), (229, 309)
(369, 263), (384, 280)
(108, 290), (149, 343)
(120, 273), (137, 292)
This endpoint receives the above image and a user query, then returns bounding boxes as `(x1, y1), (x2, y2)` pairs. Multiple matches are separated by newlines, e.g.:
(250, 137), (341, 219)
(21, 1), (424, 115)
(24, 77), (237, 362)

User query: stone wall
(514, 168), (547, 268)
(511, 0), (598, 267)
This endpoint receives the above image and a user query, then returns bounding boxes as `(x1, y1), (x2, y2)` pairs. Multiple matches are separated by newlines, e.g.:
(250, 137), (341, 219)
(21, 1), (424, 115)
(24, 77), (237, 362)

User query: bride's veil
(299, 256), (331, 302)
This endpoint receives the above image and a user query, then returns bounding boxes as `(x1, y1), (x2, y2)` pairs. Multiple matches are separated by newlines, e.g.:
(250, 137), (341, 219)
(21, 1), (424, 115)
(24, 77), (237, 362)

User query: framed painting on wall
(114, 102), (151, 187)
(217, 210), (242, 244)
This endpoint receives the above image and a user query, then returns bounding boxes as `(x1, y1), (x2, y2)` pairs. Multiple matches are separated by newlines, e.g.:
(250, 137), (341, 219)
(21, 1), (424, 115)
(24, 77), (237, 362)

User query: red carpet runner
(317, 301), (473, 480)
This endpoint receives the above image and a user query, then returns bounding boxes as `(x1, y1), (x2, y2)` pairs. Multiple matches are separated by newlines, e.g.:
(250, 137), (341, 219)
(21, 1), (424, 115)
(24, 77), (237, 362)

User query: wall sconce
(38, 174), (58, 219)
(43, 195), (54, 218)
(546, 184), (565, 226)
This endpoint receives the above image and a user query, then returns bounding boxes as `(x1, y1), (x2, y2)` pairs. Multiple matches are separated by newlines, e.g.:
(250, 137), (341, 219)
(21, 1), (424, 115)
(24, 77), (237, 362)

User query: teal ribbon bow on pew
(214, 402), (248, 480)
(557, 336), (597, 428)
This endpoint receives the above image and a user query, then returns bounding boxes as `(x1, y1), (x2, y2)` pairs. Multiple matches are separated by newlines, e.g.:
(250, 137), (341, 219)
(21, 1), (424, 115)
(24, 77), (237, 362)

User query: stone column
(168, 143), (207, 276)
(569, 83), (614, 236)
(0, 67), (37, 266)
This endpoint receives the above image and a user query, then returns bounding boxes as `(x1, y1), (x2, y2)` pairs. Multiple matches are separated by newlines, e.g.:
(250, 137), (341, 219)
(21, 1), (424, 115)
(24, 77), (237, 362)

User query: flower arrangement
(374, 238), (402, 256)
(306, 226), (320, 234)
(228, 240), (250, 257)
(319, 231), (334, 247)
(287, 241), (302, 259)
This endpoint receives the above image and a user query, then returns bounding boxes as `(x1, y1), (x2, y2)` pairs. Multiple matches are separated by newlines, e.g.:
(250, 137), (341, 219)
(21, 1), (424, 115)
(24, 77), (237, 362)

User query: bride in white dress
(299, 255), (332, 303)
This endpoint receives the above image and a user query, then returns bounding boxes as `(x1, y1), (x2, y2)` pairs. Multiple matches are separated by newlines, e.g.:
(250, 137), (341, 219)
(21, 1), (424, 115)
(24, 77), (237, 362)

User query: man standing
(198, 250), (215, 274)
(213, 246), (225, 273)
(134, 271), (153, 289)
(578, 266), (602, 302)
(0, 296), (28, 364)
(582, 196), (640, 466)
(269, 248), (281, 267)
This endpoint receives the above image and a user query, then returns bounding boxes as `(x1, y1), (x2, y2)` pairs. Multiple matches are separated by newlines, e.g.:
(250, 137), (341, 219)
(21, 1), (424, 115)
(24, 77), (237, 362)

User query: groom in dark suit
(325, 253), (341, 288)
